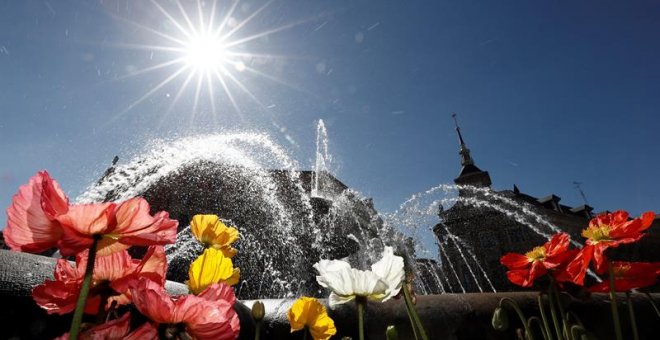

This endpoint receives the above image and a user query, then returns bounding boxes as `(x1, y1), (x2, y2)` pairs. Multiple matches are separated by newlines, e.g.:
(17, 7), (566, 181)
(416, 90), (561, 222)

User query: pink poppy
(54, 313), (158, 340)
(3, 171), (68, 253)
(56, 197), (178, 257)
(32, 246), (166, 315)
(3, 171), (178, 257)
(130, 279), (240, 340)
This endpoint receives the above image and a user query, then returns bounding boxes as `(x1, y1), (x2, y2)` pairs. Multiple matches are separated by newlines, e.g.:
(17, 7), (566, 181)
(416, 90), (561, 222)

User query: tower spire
(452, 113), (474, 166)
(450, 113), (492, 188)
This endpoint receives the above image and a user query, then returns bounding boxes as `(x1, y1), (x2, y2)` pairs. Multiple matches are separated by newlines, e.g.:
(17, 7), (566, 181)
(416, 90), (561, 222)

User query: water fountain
(76, 123), (413, 300)
(1, 120), (659, 339)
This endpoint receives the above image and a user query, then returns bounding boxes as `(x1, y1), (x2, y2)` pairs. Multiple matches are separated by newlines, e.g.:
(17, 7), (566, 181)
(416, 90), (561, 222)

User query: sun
(107, 0), (319, 123)
(184, 33), (227, 73)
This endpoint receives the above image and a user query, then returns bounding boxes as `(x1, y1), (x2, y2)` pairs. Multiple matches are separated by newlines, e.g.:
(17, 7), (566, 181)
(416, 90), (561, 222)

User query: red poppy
(54, 313), (158, 340)
(130, 279), (240, 340)
(500, 233), (577, 287)
(56, 197), (178, 257)
(3, 171), (68, 253)
(562, 210), (655, 285)
(588, 262), (660, 293)
(32, 246), (166, 315)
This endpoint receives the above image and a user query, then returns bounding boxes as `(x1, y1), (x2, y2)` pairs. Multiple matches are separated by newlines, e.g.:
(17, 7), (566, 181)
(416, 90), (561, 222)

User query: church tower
(451, 113), (492, 188)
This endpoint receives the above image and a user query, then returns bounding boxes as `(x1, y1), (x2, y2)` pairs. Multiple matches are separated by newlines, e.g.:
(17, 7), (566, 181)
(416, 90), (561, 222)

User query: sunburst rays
(106, 0), (319, 126)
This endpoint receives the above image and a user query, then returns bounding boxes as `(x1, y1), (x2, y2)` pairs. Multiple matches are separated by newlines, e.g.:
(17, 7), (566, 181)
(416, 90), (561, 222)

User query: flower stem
(608, 262), (623, 340)
(537, 294), (554, 340)
(499, 298), (534, 340)
(404, 298), (420, 340)
(357, 297), (366, 340)
(402, 283), (429, 340)
(626, 292), (639, 340)
(527, 316), (549, 340)
(254, 321), (262, 340)
(643, 292), (660, 317)
(69, 237), (99, 340)
(546, 287), (563, 340)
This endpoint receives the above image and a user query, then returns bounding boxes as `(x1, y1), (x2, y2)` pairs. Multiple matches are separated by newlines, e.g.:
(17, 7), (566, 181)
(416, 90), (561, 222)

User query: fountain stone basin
(2, 250), (659, 339)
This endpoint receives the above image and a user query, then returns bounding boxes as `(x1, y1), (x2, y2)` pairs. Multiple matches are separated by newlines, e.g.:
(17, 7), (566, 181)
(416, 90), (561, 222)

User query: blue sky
(1, 0), (659, 229)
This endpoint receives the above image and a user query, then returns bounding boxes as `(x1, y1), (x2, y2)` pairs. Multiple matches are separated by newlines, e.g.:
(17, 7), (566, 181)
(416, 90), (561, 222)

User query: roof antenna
(572, 181), (589, 206)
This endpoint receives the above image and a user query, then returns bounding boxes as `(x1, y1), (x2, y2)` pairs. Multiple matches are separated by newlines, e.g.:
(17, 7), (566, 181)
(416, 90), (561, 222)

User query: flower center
(582, 225), (611, 243)
(525, 246), (546, 262)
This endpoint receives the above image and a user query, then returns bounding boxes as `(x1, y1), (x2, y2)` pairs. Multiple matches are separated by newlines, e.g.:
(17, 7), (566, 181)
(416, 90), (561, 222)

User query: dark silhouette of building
(434, 115), (660, 292)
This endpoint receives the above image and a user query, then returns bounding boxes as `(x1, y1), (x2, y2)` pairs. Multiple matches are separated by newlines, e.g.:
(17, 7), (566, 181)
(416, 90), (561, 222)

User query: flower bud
(386, 325), (399, 340)
(252, 301), (265, 322)
(491, 307), (509, 331)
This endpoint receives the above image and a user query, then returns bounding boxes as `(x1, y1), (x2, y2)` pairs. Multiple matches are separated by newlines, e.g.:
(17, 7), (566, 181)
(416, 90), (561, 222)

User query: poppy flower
(563, 211), (655, 285)
(500, 233), (577, 287)
(56, 197), (178, 257)
(190, 214), (239, 257)
(53, 312), (158, 340)
(3, 171), (178, 257)
(32, 246), (167, 315)
(314, 246), (405, 306)
(287, 297), (337, 340)
(3, 171), (68, 253)
(130, 279), (240, 340)
(188, 247), (240, 295)
(588, 262), (660, 293)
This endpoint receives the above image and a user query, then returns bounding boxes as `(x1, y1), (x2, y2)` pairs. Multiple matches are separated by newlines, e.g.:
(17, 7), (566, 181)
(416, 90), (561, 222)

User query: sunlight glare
(184, 33), (227, 73)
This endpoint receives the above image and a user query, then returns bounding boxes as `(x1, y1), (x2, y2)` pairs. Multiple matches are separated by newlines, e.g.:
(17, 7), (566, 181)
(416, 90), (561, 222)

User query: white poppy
(314, 246), (405, 306)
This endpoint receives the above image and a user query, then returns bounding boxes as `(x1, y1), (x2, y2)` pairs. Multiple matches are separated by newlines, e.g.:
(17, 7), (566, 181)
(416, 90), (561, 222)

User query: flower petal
(54, 312), (132, 340)
(124, 322), (158, 340)
(328, 292), (355, 306)
(371, 246), (405, 300)
(57, 203), (115, 256)
(287, 297), (336, 340)
(188, 248), (238, 295)
(130, 279), (176, 324)
(500, 253), (530, 270)
(3, 171), (66, 253)
(314, 260), (354, 295)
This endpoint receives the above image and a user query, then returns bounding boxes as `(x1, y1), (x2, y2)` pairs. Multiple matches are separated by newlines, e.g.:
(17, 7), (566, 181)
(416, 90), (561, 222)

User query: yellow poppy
(188, 248), (240, 295)
(190, 214), (239, 257)
(287, 297), (336, 340)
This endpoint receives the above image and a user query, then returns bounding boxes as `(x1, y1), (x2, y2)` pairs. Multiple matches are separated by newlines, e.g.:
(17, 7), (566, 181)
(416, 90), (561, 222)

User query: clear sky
(1, 0), (659, 229)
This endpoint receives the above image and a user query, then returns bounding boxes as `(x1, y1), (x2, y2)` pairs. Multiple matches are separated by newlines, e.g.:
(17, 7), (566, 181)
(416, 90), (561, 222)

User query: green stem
(403, 294), (420, 340)
(254, 321), (262, 340)
(302, 326), (308, 340)
(546, 287), (563, 340)
(357, 298), (366, 340)
(565, 311), (584, 328)
(608, 263), (623, 340)
(499, 298), (534, 340)
(550, 282), (568, 328)
(549, 279), (571, 340)
(537, 294), (554, 340)
(402, 283), (429, 340)
(643, 292), (660, 318)
(69, 237), (99, 340)
(570, 325), (586, 339)
(626, 292), (639, 340)
(527, 316), (549, 340)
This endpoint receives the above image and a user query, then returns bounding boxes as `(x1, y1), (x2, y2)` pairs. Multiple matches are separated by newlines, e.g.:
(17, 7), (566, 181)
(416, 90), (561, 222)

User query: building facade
(433, 116), (659, 292)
